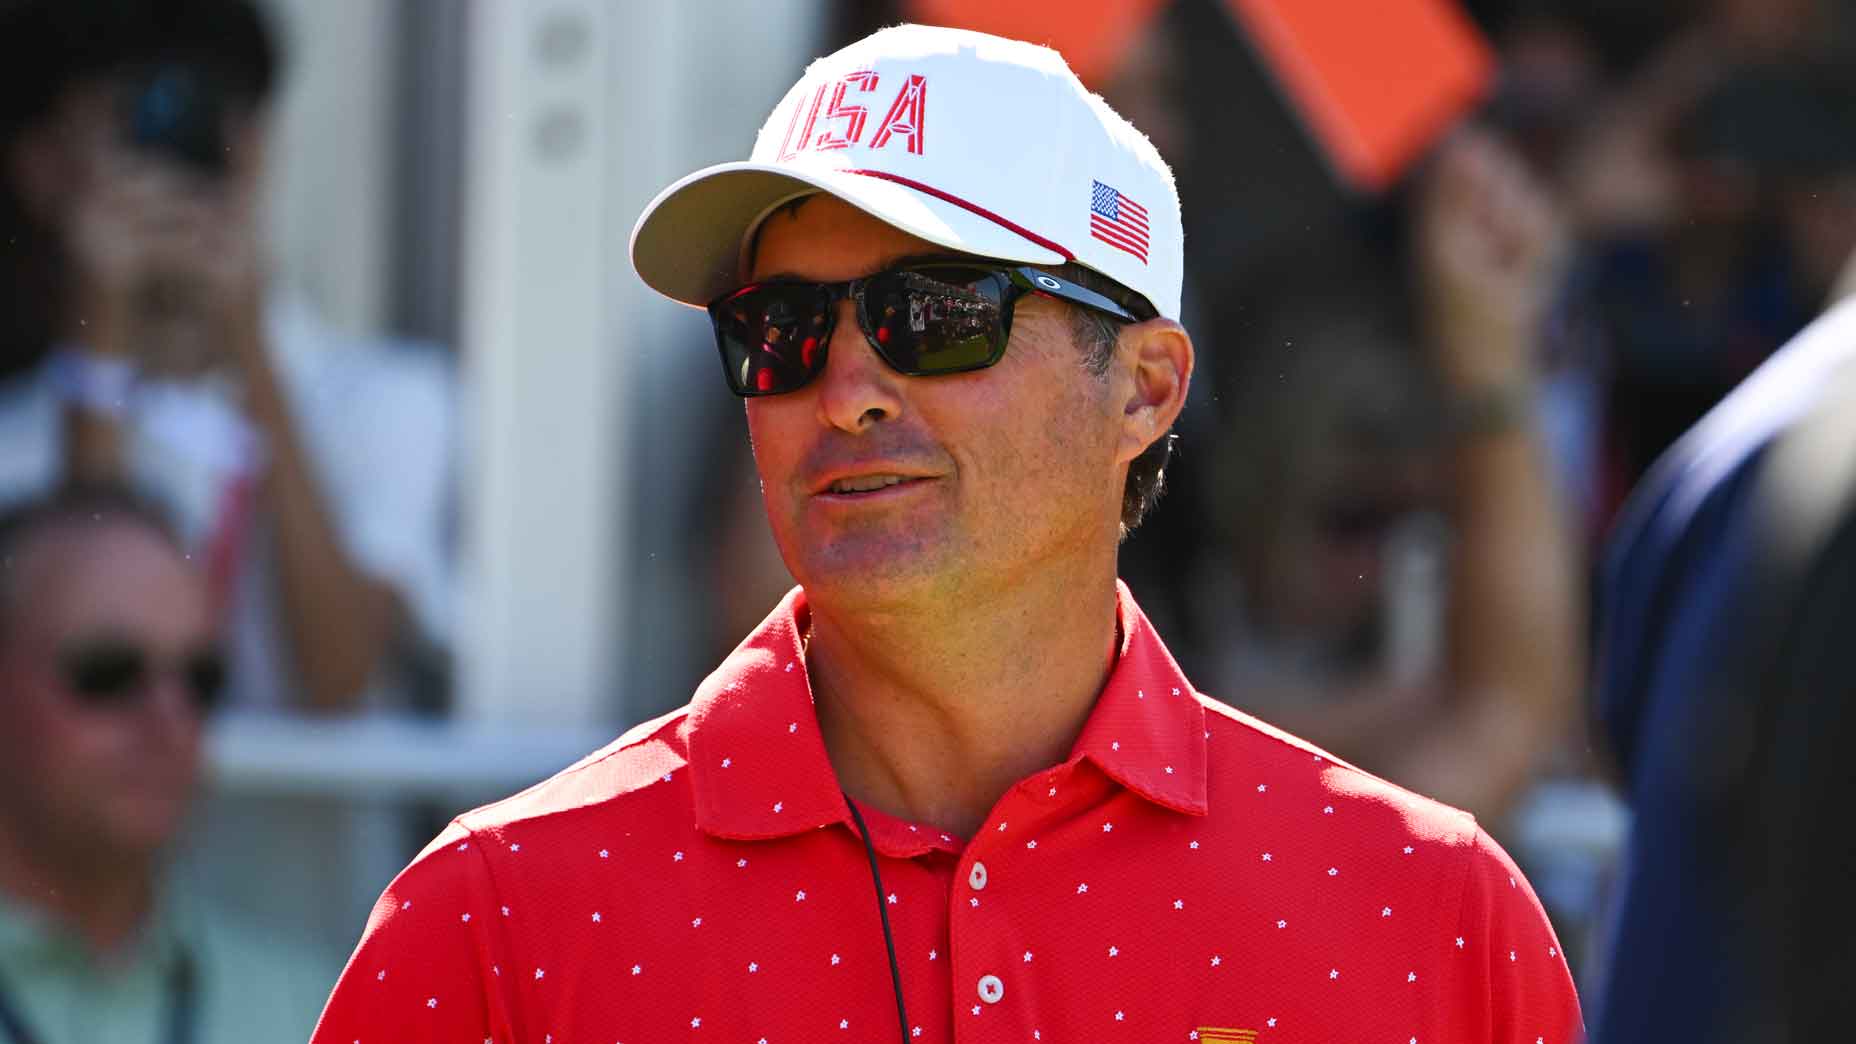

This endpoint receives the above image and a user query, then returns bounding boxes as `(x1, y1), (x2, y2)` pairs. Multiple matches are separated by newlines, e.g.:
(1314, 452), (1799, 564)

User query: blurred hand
(1560, 30), (1721, 236)
(64, 145), (264, 375)
(1415, 129), (1567, 392)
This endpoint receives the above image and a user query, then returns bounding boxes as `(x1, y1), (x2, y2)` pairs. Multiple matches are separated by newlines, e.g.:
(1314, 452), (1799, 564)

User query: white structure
(457, 0), (824, 726)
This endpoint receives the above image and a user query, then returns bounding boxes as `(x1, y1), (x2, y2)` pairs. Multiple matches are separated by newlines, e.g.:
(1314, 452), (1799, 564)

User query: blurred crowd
(0, 1), (443, 1038)
(0, 0), (1853, 1040)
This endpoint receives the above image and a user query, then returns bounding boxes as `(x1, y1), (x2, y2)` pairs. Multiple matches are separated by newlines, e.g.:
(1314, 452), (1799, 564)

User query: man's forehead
(2, 522), (193, 634)
(746, 193), (951, 282)
(752, 249), (995, 285)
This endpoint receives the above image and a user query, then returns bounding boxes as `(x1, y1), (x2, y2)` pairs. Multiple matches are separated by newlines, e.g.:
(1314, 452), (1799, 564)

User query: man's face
(31, 77), (270, 217)
(14, 78), (269, 374)
(744, 196), (1130, 611)
(0, 522), (213, 868)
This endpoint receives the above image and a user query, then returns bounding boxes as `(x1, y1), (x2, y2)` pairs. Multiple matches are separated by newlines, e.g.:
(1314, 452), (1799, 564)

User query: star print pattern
(312, 584), (1582, 1044)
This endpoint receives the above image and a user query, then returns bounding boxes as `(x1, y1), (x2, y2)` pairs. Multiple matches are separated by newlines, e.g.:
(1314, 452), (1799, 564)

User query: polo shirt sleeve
(311, 822), (511, 1042)
(1446, 827), (1585, 1043)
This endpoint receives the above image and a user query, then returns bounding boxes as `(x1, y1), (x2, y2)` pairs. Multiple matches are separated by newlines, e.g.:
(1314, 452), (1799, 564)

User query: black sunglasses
(58, 638), (226, 715)
(707, 260), (1146, 397)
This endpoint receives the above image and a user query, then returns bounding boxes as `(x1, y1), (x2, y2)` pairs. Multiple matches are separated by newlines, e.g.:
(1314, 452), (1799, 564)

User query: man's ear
(1114, 318), (1193, 465)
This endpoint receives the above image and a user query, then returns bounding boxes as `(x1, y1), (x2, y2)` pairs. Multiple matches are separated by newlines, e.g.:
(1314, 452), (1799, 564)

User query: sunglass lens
(711, 285), (832, 396)
(61, 643), (145, 706)
(184, 651), (227, 714)
(864, 268), (1007, 375)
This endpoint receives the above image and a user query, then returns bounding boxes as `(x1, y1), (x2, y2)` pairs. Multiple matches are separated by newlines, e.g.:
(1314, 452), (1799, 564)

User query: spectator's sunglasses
(707, 259), (1147, 397)
(58, 638), (226, 715)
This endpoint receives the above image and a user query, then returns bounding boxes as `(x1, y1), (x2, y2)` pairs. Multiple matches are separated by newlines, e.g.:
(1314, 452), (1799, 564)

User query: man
(0, 487), (336, 1043)
(314, 25), (1580, 1042)
(1591, 285), (1856, 1042)
(0, 0), (453, 711)
(1191, 131), (1582, 826)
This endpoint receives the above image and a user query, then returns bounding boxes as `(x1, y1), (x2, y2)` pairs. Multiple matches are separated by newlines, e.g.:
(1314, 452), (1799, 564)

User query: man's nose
(815, 297), (904, 433)
(142, 670), (205, 742)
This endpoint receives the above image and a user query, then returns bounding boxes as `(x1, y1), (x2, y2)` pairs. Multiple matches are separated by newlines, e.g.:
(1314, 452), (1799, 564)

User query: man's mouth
(826, 474), (919, 495)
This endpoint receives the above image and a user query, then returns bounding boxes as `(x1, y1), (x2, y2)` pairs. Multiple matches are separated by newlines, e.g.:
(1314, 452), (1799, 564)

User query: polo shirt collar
(1072, 581), (1209, 816)
(686, 587), (847, 841)
(687, 581), (1208, 844)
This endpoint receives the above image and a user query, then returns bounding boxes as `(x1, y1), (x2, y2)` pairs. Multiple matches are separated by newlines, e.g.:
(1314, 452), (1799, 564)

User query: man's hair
(0, 484), (182, 641)
(0, 0), (281, 143)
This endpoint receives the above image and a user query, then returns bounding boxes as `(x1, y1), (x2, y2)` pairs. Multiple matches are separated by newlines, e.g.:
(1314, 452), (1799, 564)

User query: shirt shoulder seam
(1444, 823), (1491, 1036)
(454, 707), (692, 831)
(1200, 694), (1479, 823)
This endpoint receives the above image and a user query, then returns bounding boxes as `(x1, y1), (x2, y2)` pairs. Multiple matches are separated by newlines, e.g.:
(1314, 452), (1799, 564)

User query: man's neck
(0, 828), (157, 956)
(805, 560), (1122, 839)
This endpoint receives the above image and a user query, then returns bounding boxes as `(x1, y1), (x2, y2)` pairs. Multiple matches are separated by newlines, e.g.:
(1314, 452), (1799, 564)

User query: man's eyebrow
(755, 250), (985, 283)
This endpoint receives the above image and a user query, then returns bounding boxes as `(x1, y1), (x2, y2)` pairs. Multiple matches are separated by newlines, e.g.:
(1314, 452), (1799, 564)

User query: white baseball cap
(630, 23), (1182, 320)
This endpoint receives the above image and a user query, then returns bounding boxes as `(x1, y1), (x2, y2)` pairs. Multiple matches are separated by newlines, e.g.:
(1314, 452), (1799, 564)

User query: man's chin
(138, 321), (221, 378)
(99, 794), (194, 856)
(793, 546), (959, 611)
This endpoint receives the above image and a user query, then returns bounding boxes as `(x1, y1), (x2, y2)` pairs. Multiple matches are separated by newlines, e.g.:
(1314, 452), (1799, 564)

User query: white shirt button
(977, 974), (1005, 1004)
(968, 861), (988, 890)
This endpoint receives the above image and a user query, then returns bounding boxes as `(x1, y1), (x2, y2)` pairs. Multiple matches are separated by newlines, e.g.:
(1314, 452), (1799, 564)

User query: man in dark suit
(1593, 287), (1856, 1042)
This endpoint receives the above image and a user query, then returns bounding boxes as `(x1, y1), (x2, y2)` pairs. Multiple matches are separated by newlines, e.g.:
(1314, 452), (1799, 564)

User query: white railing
(203, 707), (619, 802)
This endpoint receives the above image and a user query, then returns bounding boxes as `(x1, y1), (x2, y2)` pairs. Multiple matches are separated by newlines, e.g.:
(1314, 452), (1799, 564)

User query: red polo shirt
(313, 583), (1581, 1043)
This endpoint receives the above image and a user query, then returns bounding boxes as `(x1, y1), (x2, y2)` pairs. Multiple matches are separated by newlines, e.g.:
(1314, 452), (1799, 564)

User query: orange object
(1222, 0), (1495, 191)
(904, 0), (1170, 86)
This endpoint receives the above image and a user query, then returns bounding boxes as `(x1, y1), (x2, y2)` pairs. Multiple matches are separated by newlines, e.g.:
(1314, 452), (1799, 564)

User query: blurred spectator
(0, 0), (454, 712)
(1187, 131), (1583, 826)
(0, 486), (336, 1043)
(1591, 274), (1856, 1042)
(1552, 1), (1856, 533)
(1482, 6), (1607, 179)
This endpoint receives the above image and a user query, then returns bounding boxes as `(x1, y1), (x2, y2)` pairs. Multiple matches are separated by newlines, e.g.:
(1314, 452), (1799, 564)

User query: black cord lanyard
(844, 795), (911, 1044)
(0, 951), (195, 1044)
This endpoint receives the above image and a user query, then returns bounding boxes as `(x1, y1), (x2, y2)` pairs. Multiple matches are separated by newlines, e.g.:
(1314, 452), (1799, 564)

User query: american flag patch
(1090, 180), (1149, 264)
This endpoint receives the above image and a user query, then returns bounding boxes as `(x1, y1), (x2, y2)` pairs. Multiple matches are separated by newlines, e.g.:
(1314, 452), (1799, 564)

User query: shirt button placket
(956, 838), (1008, 1036)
